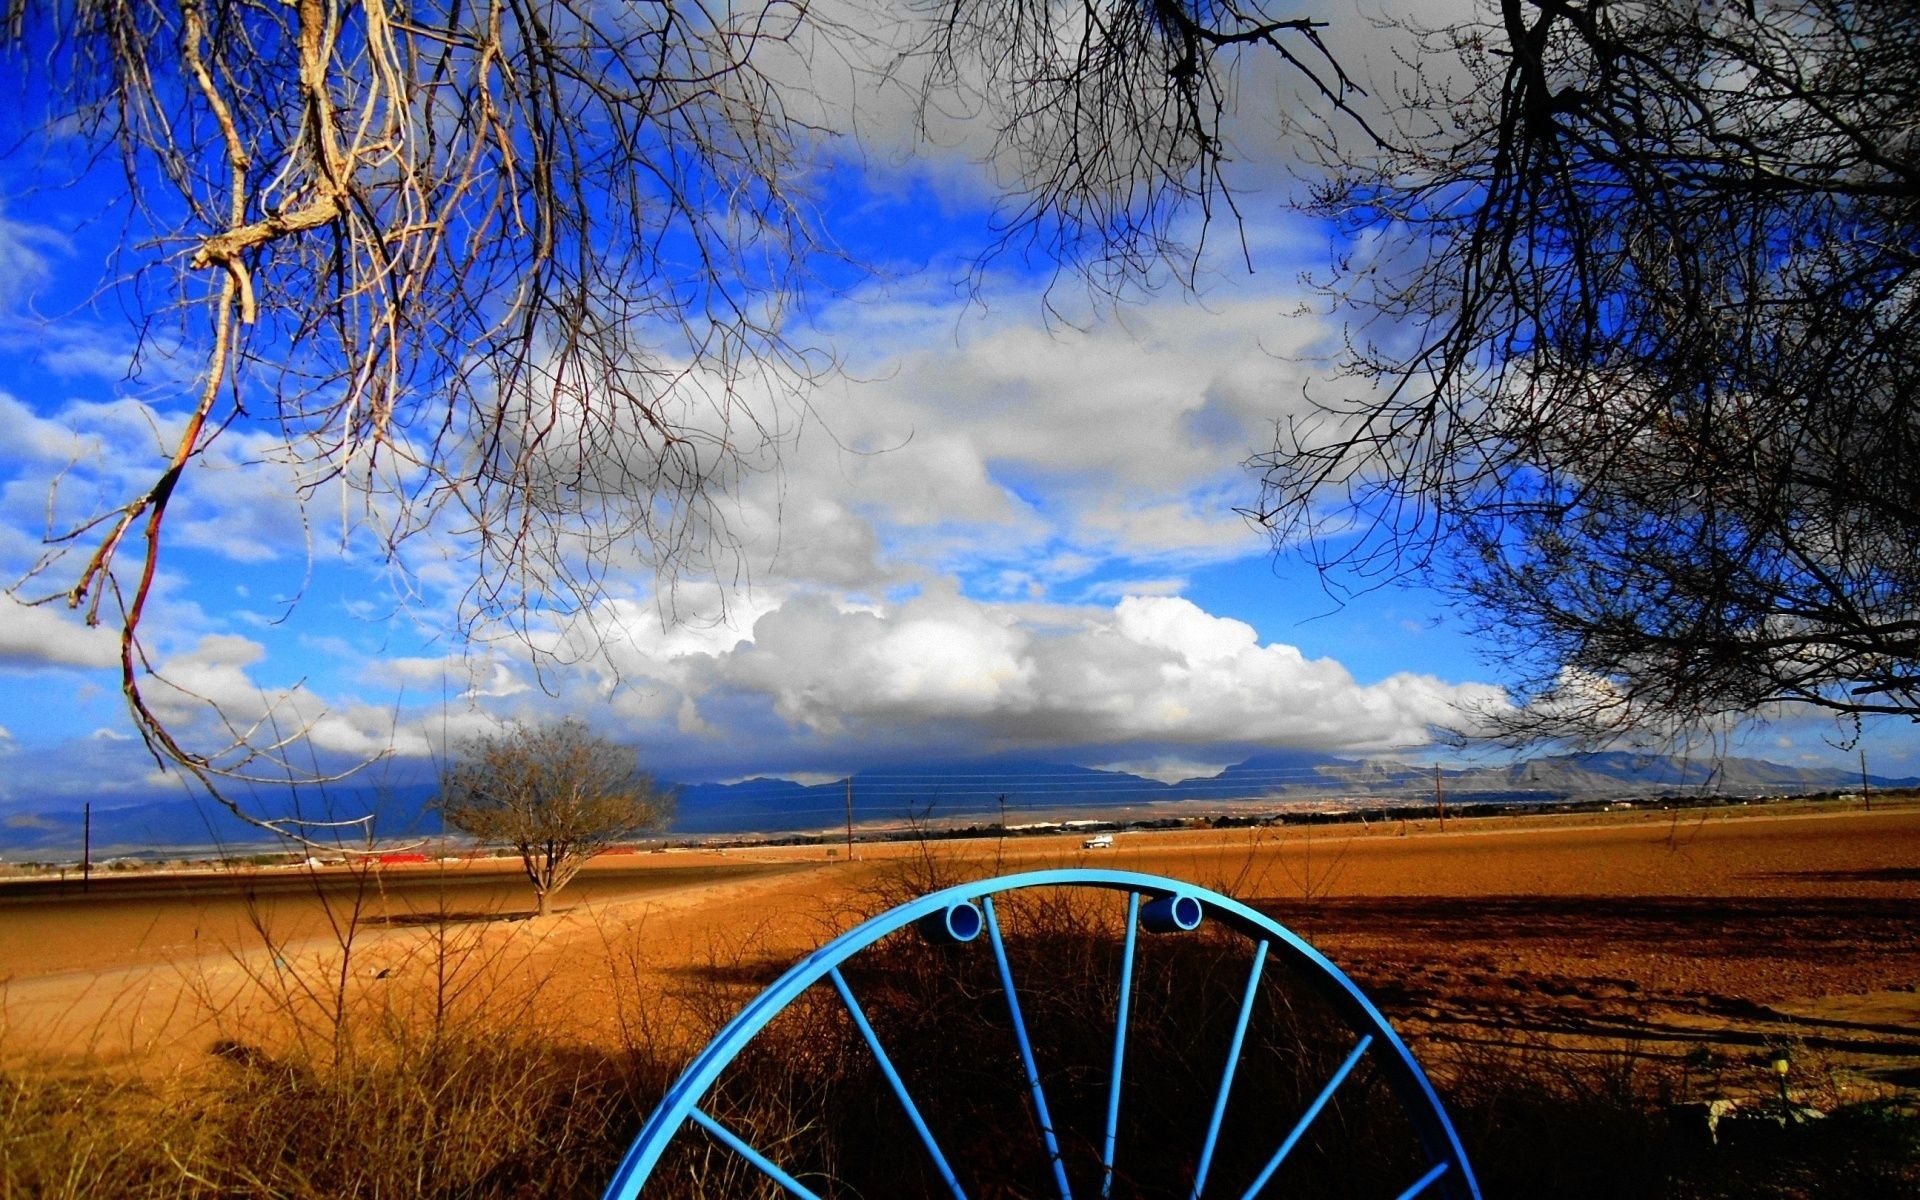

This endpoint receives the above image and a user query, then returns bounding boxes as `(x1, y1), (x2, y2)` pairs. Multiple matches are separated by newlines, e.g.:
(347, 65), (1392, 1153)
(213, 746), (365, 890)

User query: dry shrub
(1434, 1036), (1920, 1199)
(195, 1033), (642, 1196)
(3, 974), (658, 1199)
(6, 858), (1919, 1197)
(1437, 1037), (1673, 1198)
(1, 865), (684, 1199)
(649, 881), (1435, 1198)
(1, 1068), (212, 1199)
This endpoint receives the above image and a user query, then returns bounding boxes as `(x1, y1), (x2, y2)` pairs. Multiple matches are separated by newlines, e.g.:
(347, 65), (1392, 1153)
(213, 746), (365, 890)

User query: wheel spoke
(828, 966), (970, 1200)
(984, 895), (1075, 1200)
(1238, 1033), (1375, 1199)
(688, 1107), (824, 1200)
(1192, 939), (1269, 1199)
(1101, 892), (1142, 1198)
(1396, 1161), (1451, 1199)
(610, 871), (1481, 1200)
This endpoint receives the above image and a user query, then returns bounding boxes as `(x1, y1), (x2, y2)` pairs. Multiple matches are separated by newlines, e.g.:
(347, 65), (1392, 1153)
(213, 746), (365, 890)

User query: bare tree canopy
(6, 0), (831, 797)
(2, 0), (1357, 822)
(1253, 0), (1920, 742)
(439, 718), (673, 915)
(915, 0), (1365, 292)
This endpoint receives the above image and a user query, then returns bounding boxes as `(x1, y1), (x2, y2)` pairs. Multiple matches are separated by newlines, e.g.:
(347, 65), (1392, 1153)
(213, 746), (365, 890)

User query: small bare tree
(439, 719), (674, 916)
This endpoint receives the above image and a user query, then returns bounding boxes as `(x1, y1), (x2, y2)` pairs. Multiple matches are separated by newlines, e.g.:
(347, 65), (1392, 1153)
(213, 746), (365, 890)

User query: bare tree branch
(1251, 0), (1920, 743)
(3, 0), (1368, 832)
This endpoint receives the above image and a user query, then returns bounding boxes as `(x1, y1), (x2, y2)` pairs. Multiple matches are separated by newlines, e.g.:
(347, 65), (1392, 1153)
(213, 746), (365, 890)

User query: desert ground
(4, 799), (1918, 1108)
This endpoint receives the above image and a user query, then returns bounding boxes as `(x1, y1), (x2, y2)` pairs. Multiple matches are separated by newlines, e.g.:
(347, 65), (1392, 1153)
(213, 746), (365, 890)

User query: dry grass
(3, 848), (1917, 1198)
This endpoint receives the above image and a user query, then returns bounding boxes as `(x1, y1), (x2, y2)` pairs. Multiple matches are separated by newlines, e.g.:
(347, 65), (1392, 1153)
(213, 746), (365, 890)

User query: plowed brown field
(4, 801), (1917, 1100)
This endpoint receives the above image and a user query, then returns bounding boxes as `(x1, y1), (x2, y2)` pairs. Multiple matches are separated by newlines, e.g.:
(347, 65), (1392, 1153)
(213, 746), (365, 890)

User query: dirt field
(4, 801), (1918, 1102)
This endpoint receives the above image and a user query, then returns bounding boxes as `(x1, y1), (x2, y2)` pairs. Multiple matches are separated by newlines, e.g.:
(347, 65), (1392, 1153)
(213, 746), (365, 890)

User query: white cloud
(0, 10), (1527, 801)
(1092, 756), (1228, 784)
(525, 587), (1506, 773)
(168, 438), (314, 564)
(1114, 595), (1258, 664)
(0, 209), (65, 307)
(137, 633), (272, 727)
(0, 391), (127, 469)
(707, 274), (1351, 604)
(0, 598), (118, 669)
(726, 588), (1038, 731)
(36, 326), (139, 382)
(0, 391), (319, 577)
(1081, 576), (1187, 601)
(1008, 595), (1499, 750)
(305, 707), (434, 760)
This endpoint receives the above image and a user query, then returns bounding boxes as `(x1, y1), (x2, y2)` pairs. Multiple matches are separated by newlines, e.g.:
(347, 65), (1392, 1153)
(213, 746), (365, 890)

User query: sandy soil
(4, 801), (1917, 1097)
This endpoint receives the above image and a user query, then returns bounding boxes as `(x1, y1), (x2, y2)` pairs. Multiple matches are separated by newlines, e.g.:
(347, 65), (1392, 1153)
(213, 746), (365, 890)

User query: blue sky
(1, 2), (1914, 815)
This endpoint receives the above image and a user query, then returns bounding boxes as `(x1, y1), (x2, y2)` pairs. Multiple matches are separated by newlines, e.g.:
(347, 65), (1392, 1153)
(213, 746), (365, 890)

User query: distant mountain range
(2, 750), (1909, 857)
(666, 749), (1914, 834)
(0, 786), (445, 859)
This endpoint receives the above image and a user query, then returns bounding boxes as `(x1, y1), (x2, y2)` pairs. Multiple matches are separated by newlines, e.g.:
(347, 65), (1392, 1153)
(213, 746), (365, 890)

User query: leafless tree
(5, 0), (832, 811)
(910, 0), (1370, 297)
(1250, 0), (1920, 743)
(439, 718), (673, 915)
(1, 0), (1362, 832)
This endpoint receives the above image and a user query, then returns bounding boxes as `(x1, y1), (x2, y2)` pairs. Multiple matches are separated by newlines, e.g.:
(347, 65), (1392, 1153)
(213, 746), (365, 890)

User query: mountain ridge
(3, 750), (1908, 855)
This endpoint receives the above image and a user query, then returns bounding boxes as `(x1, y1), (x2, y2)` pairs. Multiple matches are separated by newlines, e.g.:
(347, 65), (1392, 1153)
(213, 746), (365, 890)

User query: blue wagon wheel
(607, 868), (1479, 1199)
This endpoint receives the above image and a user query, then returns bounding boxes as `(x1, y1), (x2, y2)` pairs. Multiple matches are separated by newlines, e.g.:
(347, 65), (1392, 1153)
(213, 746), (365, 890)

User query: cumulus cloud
(0, 209), (65, 308)
(0, 598), (118, 669)
(0, 224), (1472, 806)
(220, 580), (1499, 789)
(0, 390), (318, 578)
(519, 589), (1505, 777)
(86, 632), (440, 787)
(304, 707), (435, 760)
(0, 19), (1518, 804)
(696, 275), (1352, 607)
(726, 588), (1038, 729)
(1026, 595), (1498, 749)
(0, 391), (133, 477)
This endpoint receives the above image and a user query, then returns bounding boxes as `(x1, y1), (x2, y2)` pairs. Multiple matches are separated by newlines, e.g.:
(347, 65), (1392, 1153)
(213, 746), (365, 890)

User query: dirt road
(3, 802), (1916, 1094)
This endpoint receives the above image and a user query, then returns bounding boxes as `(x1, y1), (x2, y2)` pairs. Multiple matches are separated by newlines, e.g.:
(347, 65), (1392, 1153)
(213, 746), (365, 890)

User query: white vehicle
(1082, 834), (1114, 849)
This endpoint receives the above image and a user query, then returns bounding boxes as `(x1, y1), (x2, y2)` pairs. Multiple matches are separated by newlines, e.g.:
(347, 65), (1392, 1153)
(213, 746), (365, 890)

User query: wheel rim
(606, 868), (1481, 1199)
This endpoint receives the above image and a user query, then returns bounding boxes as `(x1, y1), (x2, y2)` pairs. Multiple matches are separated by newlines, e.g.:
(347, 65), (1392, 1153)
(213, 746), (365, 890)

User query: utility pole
(1861, 748), (1872, 812)
(844, 776), (855, 861)
(1434, 764), (1447, 830)
(82, 801), (92, 894)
